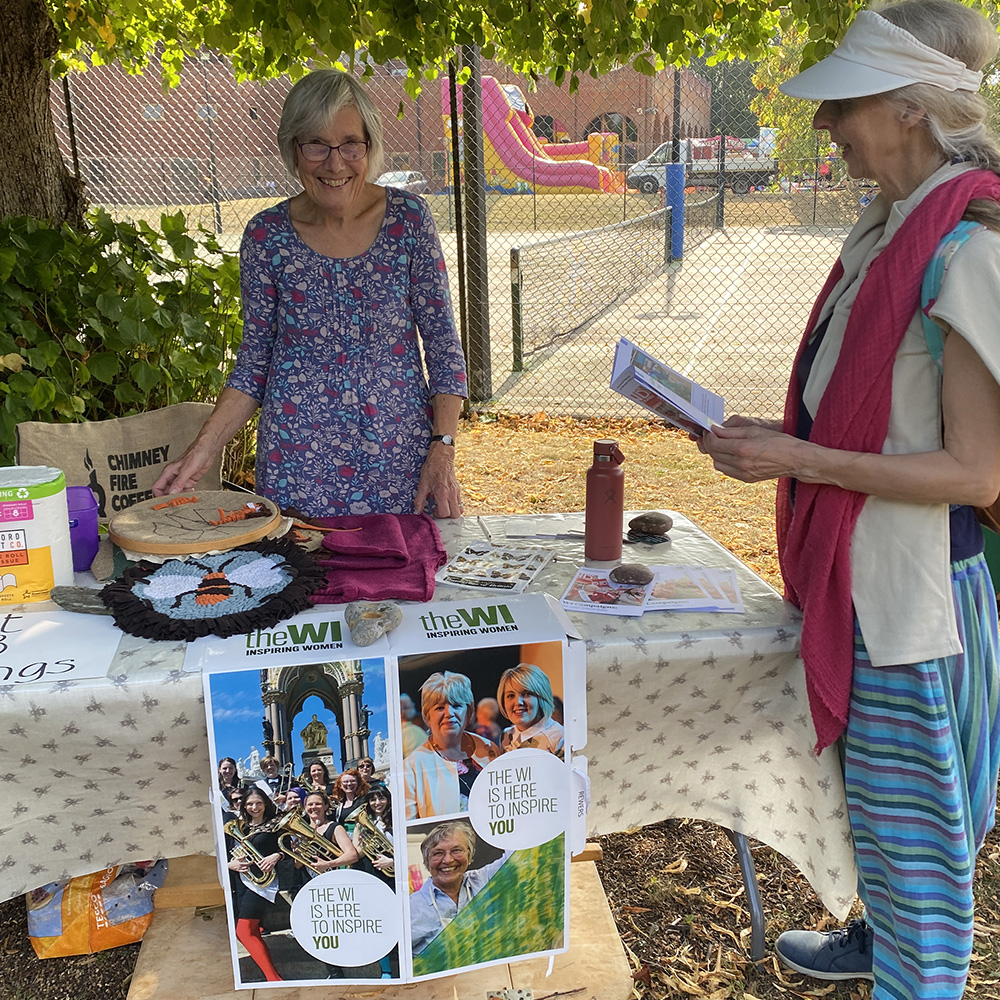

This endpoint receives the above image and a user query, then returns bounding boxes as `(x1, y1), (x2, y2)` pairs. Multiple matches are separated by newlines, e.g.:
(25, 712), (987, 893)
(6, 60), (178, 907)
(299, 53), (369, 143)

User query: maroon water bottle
(585, 439), (625, 561)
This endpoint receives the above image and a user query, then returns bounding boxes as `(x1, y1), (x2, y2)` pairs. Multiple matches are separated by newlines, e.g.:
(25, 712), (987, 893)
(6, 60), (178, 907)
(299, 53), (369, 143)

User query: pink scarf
(777, 168), (1000, 751)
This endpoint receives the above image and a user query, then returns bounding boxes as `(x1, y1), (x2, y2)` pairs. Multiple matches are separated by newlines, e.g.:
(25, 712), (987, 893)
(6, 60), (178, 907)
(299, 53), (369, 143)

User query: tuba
(276, 808), (345, 874)
(224, 819), (277, 889)
(353, 808), (394, 876)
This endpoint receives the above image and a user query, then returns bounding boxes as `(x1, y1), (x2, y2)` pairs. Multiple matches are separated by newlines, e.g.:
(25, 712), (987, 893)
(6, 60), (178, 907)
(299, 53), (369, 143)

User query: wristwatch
(430, 434), (455, 446)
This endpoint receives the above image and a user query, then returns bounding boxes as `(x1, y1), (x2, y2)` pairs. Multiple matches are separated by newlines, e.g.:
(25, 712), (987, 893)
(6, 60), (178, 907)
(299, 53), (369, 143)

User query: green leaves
(47, 0), (861, 92)
(96, 292), (123, 320)
(0, 210), (242, 464)
(86, 352), (119, 383)
(751, 24), (839, 171)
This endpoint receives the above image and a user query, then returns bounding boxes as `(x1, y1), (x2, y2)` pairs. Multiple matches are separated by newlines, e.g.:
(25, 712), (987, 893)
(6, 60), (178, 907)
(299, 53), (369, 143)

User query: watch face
(431, 435), (455, 446)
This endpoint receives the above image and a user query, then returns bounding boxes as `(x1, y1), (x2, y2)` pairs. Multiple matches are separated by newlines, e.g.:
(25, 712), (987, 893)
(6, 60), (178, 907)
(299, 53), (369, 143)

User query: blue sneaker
(774, 919), (875, 982)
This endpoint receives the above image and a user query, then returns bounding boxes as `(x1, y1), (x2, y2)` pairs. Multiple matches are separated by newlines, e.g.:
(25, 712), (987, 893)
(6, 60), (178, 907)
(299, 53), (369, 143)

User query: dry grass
(456, 410), (782, 590)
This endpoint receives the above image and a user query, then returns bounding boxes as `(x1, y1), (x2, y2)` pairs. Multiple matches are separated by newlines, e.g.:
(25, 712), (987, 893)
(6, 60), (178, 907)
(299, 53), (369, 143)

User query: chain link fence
(51, 52), (876, 424)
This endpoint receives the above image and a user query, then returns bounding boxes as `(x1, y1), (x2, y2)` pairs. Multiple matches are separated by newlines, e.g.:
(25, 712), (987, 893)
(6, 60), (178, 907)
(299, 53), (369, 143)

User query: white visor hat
(779, 10), (983, 99)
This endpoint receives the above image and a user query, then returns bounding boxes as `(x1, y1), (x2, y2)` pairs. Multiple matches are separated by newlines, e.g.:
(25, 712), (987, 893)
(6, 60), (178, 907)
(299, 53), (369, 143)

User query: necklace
(430, 732), (471, 759)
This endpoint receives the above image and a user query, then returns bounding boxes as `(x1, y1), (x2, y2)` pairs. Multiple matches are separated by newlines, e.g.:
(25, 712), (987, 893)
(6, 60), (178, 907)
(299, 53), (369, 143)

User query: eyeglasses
(297, 140), (369, 163)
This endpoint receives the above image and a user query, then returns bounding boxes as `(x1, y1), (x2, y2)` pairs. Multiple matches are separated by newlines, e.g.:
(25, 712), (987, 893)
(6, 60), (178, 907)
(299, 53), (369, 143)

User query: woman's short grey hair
(875, 0), (1000, 174)
(276, 70), (385, 182)
(497, 663), (555, 721)
(419, 671), (475, 724)
(420, 820), (477, 867)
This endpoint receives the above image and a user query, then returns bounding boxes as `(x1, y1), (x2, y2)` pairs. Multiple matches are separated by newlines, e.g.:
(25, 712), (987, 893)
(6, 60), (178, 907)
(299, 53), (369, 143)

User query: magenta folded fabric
(310, 513), (447, 604)
(319, 514), (409, 568)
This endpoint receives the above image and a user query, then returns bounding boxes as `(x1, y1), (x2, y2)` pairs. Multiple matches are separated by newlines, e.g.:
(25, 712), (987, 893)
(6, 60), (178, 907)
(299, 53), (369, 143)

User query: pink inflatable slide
(443, 76), (616, 193)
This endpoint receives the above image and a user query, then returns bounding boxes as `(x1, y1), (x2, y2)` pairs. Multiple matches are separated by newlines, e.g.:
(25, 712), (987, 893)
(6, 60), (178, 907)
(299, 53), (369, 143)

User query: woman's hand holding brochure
(610, 338), (724, 435)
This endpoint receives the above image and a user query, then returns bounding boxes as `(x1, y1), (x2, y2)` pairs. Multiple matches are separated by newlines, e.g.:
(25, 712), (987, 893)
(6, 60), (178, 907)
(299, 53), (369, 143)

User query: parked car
(376, 170), (429, 193)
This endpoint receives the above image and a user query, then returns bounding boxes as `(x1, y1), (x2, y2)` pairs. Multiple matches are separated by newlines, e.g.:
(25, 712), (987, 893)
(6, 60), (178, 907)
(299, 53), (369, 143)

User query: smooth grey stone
(50, 586), (114, 615)
(609, 563), (654, 585)
(628, 512), (673, 536)
(345, 600), (403, 646)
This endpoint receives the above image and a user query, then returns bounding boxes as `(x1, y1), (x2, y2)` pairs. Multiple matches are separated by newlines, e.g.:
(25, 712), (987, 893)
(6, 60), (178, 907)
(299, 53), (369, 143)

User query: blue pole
(664, 162), (685, 260)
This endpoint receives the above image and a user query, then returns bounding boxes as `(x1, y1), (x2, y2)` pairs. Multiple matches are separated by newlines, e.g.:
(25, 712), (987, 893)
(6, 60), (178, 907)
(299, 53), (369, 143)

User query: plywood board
(154, 854), (224, 909)
(129, 861), (629, 1000)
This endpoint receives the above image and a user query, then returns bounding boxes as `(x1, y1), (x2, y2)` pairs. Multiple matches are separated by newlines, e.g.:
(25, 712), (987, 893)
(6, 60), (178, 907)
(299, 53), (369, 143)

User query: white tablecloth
(0, 511), (856, 919)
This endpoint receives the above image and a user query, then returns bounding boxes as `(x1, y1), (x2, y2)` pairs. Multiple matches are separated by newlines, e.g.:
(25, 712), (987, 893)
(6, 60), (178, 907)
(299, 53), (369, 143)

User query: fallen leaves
(632, 962), (653, 987)
(457, 412), (782, 588)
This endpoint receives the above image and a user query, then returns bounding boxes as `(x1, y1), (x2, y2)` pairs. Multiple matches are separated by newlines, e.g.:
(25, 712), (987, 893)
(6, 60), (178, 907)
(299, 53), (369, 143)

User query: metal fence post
(662, 206), (673, 266)
(199, 53), (223, 235)
(715, 63), (726, 229)
(813, 134), (820, 225)
(671, 68), (681, 164)
(447, 60), (469, 388)
(511, 246), (523, 371)
(62, 76), (81, 180)
(715, 134), (726, 229)
(461, 45), (493, 402)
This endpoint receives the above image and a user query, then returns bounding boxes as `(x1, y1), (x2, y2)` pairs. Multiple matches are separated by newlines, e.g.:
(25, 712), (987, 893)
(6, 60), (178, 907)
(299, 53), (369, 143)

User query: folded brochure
(560, 565), (744, 615)
(610, 337), (724, 434)
(436, 540), (553, 593)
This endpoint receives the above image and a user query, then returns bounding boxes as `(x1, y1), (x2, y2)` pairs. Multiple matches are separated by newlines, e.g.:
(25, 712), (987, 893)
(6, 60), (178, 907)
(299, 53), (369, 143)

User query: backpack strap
(919, 219), (998, 527)
(919, 219), (985, 369)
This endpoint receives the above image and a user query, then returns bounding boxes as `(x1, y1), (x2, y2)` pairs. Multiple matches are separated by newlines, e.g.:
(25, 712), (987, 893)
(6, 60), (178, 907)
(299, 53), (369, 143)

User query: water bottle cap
(593, 439), (624, 464)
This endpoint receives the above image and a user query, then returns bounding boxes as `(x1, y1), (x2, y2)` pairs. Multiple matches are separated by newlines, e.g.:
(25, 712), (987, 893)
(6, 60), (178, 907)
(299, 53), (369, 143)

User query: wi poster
(194, 593), (587, 987)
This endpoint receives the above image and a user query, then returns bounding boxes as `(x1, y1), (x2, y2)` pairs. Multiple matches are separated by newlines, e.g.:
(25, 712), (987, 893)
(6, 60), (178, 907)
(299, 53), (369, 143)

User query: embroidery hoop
(108, 490), (284, 556)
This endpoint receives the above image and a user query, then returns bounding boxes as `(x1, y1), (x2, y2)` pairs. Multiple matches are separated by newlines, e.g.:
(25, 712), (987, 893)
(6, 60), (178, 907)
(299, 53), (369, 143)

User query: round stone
(609, 563), (654, 585)
(628, 512), (673, 536)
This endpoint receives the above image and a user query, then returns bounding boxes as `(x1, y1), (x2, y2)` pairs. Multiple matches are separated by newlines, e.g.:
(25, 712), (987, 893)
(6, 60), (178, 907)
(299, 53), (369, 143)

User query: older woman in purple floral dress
(153, 71), (467, 517)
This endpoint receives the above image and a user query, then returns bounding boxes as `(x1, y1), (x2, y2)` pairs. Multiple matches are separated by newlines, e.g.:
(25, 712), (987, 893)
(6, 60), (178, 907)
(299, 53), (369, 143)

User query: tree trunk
(0, 0), (85, 223)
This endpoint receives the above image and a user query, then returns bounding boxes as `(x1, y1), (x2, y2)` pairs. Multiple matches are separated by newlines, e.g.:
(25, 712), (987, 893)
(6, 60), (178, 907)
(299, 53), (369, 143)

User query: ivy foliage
(52, 0), (868, 93)
(0, 210), (241, 464)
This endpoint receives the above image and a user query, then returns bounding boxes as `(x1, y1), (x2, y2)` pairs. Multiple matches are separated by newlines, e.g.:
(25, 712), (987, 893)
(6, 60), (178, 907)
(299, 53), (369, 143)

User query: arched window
(533, 114), (554, 141)
(584, 112), (638, 142)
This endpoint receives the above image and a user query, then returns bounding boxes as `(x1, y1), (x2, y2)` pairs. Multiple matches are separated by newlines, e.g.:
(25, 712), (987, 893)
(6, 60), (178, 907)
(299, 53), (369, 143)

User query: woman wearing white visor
(699, 2), (1000, 996)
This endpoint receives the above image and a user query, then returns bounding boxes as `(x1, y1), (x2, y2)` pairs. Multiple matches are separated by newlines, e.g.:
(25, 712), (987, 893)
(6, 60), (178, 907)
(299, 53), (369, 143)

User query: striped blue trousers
(846, 554), (1000, 1000)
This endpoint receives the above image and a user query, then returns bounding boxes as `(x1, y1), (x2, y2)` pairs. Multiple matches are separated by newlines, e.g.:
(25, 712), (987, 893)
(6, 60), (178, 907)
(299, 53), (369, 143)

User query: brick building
(52, 55), (711, 205)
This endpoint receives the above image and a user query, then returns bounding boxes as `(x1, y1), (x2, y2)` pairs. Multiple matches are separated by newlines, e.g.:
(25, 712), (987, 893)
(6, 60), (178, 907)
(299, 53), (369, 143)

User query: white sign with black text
(0, 609), (122, 685)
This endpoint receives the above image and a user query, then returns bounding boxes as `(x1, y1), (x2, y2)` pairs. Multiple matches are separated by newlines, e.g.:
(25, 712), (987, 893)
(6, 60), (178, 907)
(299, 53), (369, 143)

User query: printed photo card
(195, 593), (586, 987)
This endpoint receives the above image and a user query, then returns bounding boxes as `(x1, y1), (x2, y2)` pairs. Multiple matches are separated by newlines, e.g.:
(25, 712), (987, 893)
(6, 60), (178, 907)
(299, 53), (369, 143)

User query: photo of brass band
(209, 658), (397, 984)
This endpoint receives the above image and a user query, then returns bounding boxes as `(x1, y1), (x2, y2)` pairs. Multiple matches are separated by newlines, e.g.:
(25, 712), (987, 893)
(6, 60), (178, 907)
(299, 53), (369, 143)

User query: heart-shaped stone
(345, 600), (403, 646)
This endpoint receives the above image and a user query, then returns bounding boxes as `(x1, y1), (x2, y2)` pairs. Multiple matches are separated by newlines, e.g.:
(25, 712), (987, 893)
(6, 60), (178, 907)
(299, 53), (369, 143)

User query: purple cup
(66, 486), (100, 573)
